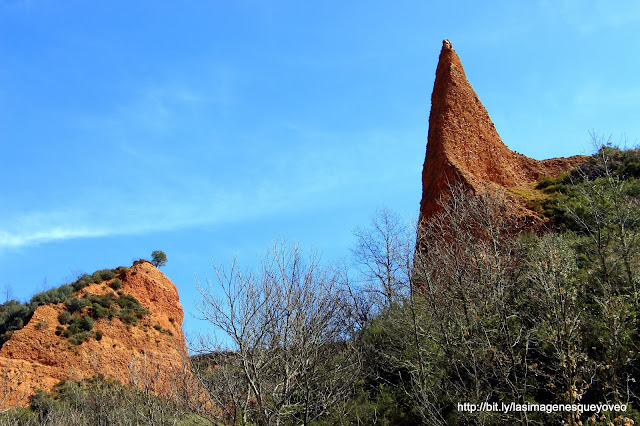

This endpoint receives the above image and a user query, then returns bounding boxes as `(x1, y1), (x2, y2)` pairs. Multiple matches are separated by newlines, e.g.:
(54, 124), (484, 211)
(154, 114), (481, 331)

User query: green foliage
(110, 278), (122, 290)
(59, 311), (96, 346)
(70, 269), (117, 292)
(0, 375), (207, 425)
(68, 331), (92, 346)
(151, 250), (167, 267)
(70, 274), (92, 291)
(88, 292), (116, 309)
(65, 297), (88, 313)
(153, 323), (174, 336)
(115, 293), (142, 310)
(117, 312), (138, 326)
(86, 293), (117, 319)
(572, 145), (640, 180)
(540, 146), (640, 231)
(332, 150), (640, 424)
(0, 300), (31, 345)
(0, 268), (149, 348)
(91, 269), (116, 283)
(0, 265), (133, 349)
(317, 385), (420, 426)
(55, 291), (149, 344)
(3, 146), (640, 425)
(112, 293), (149, 326)
(63, 315), (94, 345)
(30, 284), (74, 308)
(58, 310), (71, 325)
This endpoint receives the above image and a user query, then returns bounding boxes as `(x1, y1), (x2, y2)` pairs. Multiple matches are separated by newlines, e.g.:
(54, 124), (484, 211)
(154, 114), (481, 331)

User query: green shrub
(30, 284), (74, 307)
(116, 294), (139, 310)
(29, 389), (57, 420)
(152, 323), (174, 336)
(65, 297), (88, 313)
(89, 292), (115, 309)
(95, 331), (103, 341)
(90, 304), (108, 319)
(78, 316), (94, 332)
(79, 291), (149, 327)
(573, 145), (640, 180)
(58, 310), (71, 325)
(0, 301), (33, 347)
(91, 269), (116, 284)
(119, 312), (138, 326)
(6, 375), (203, 424)
(60, 314), (96, 344)
(0, 266), (133, 350)
(71, 274), (92, 291)
(69, 331), (92, 346)
(65, 315), (94, 335)
(101, 293), (150, 326)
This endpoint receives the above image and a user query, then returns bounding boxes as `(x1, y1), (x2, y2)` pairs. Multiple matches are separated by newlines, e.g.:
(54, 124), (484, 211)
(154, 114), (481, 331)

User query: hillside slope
(0, 261), (195, 409)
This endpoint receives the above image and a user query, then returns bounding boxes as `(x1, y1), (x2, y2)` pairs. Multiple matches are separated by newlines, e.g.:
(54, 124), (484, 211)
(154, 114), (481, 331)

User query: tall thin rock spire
(418, 40), (586, 225)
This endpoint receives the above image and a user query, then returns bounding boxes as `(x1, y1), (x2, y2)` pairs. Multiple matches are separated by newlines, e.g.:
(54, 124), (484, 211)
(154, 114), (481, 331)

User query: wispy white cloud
(0, 227), (108, 248)
(0, 186), (300, 250)
(0, 122), (420, 251)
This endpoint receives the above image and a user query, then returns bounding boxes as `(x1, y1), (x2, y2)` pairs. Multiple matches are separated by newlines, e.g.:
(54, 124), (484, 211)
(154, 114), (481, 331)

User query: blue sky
(1, 0), (639, 342)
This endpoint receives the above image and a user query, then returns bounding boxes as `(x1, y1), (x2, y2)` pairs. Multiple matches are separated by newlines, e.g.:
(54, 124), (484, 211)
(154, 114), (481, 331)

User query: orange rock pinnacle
(419, 40), (586, 225)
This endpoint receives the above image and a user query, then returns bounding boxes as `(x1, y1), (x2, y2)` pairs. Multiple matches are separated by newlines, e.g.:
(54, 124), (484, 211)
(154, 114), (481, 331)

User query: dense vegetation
(0, 266), (147, 347)
(55, 291), (149, 345)
(1, 145), (638, 425)
(0, 375), (206, 426)
(187, 145), (639, 425)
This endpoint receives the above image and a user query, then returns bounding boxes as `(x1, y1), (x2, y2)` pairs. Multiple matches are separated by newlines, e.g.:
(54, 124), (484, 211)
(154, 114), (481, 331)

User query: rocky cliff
(0, 261), (196, 409)
(419, 40), (587, 227)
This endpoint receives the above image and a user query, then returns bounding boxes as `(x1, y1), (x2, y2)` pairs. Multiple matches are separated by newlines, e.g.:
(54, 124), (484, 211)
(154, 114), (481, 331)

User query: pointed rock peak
(436, 39), (465, 80)
(418, 40), (587, 225)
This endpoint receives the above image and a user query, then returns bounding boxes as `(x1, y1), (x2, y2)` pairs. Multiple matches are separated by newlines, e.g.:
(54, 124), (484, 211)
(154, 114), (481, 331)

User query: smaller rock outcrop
(419, 40), (587, 228)
(0, 261), (196, 409)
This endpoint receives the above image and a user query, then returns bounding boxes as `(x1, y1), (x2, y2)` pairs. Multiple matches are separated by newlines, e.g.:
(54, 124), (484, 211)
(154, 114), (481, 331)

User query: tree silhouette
(151, 250), (167, 268)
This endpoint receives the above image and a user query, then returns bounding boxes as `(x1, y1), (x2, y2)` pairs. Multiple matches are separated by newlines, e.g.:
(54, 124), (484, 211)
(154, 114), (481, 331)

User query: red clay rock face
(0, 261), (196, 409)
(419, 40), (587, 226)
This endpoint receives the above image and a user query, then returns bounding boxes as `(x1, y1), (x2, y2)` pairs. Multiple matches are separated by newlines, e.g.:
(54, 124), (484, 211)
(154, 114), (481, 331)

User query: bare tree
(0, 366), (29, 422)
(195, 241), (359, 425)
(352, 208), (414, 309)
(403, 184), (537, 424)
(1, 286), (13, 304)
